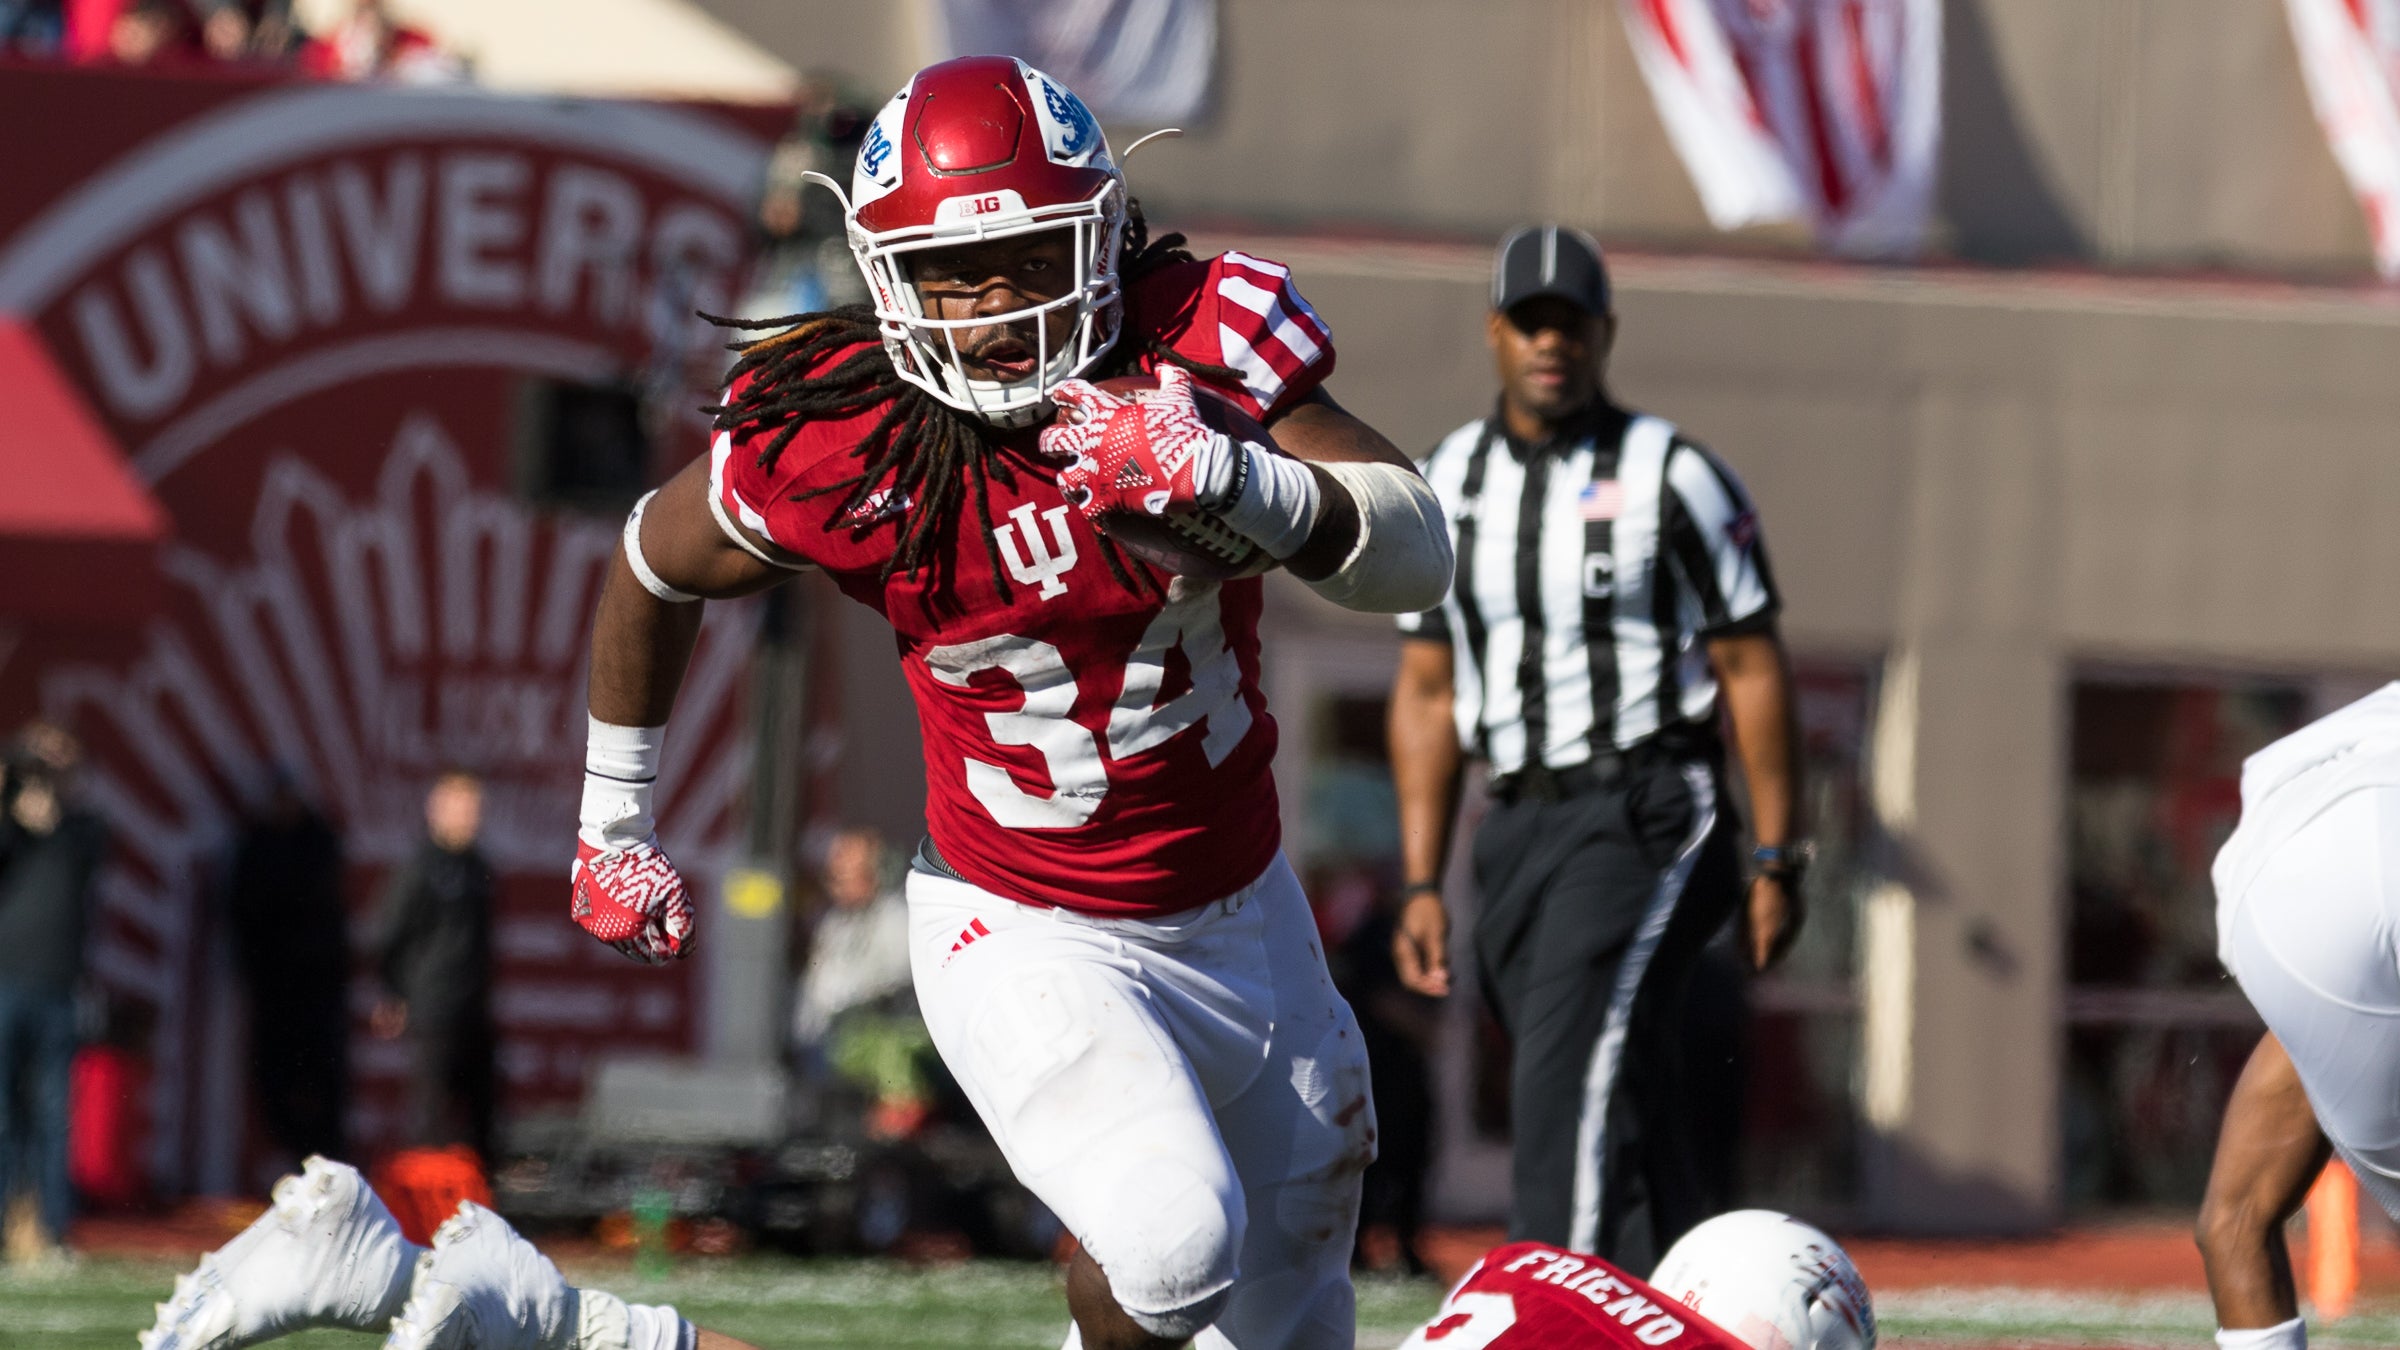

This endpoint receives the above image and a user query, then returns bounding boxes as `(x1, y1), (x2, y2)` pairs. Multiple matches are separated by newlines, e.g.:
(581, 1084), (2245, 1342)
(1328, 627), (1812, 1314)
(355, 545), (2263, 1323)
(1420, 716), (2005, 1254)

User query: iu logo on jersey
(995, 501), (1078, 599)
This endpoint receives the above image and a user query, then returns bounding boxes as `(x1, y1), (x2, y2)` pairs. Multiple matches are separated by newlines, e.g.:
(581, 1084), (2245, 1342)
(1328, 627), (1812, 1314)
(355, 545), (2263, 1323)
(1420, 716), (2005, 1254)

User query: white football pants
(2223, 786), (2400, 1222)
(908, 852), (1375, 1349)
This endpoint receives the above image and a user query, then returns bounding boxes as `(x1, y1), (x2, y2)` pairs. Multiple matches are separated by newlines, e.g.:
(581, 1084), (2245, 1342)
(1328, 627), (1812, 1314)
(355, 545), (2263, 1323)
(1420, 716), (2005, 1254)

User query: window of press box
(513, 377), (653, 512)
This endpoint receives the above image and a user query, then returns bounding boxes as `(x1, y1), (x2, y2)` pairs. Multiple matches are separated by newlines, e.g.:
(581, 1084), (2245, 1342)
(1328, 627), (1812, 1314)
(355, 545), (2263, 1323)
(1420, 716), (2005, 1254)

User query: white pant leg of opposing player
(2222, 787), (2400, 1222)
(142, 1156), (419, 1350)
(910, 854), (1373, 1348)
(384, 1200), (696, 1350)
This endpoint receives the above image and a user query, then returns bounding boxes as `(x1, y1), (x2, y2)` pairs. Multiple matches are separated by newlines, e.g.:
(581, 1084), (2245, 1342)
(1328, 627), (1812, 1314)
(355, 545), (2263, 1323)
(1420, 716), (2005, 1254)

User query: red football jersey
(716, 252), (1334, 917)
(1401, 1244), (1753, 1350)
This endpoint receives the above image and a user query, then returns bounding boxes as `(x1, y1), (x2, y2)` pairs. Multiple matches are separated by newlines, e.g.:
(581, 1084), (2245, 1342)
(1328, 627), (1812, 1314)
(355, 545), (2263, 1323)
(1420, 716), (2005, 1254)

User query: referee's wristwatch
(1750, 842), (1814, 885)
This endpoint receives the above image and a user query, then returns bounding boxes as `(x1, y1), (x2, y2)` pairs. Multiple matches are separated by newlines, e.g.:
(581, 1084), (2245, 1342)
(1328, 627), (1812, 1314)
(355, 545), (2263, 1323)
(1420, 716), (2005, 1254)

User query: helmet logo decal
(862, 119), (895, 178)
(1040, 78), (1099, 159)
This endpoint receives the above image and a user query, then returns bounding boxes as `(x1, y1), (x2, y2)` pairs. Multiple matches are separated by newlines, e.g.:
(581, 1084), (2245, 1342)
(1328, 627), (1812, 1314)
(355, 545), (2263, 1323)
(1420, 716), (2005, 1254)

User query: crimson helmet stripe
(853, 56), (1118, 235)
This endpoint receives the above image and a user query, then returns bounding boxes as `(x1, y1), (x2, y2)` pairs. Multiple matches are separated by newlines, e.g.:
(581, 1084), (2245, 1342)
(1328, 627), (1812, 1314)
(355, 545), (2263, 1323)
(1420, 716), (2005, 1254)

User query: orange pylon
(2307, 1159), (2359, 1322)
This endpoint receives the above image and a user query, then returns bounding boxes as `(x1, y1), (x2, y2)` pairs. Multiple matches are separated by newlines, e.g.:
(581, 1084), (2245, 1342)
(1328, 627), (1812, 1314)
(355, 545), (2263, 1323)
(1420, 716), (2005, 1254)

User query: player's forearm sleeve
(2217, 1318), (2306, 1350)
(1300, 460), (1454, 614)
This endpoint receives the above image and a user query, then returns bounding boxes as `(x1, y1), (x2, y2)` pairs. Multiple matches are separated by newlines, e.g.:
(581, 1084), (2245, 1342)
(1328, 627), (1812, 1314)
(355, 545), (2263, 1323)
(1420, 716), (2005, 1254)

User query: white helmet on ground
(1648, 1210), (1876, 1350)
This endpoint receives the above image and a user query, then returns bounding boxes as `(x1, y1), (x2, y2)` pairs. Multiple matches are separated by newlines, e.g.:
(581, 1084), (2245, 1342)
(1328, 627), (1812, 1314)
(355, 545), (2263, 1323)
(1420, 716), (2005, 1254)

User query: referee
(1386, 225), (1807, 1273)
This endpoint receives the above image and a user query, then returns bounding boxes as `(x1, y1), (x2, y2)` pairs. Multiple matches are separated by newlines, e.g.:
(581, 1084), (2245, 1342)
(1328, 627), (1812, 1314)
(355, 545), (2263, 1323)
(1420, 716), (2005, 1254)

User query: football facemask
(836, 55), (1127, 428)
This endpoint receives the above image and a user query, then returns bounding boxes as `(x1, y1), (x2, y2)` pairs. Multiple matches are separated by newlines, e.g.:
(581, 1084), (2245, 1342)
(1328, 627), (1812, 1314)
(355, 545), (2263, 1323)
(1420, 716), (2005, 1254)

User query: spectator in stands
(0, 723), (107, 1264)
(742, 78), (871, 321)
(372, 771), (497, 1166)
(0, 0), (63, 56)
(792, 826), (929, 1138)
(92, 0), (192, 66)
(298, 0), (458, 82)
(195, 0), (294, 63)
(225, 770), (349, 1168)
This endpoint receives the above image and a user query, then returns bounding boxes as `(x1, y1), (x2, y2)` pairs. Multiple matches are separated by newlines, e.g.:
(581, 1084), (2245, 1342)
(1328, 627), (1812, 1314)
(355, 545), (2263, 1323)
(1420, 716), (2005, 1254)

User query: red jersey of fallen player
(1403, 1244), (1752, 1350)
(716, 251), (1333, 917)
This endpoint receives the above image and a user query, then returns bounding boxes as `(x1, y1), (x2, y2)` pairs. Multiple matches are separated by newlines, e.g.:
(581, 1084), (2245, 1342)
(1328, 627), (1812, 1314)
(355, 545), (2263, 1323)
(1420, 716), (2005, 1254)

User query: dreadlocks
(706, 201), (1241, 607)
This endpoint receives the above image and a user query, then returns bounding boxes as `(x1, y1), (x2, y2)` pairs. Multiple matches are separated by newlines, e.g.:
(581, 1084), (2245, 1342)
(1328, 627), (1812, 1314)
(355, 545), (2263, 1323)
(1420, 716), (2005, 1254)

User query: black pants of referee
(1472, 751), (1743, 1276)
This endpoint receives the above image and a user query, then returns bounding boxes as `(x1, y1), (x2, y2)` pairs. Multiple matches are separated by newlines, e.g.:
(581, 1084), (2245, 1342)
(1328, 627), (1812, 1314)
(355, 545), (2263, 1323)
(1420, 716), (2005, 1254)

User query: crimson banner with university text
(0, 64), (783, 1196)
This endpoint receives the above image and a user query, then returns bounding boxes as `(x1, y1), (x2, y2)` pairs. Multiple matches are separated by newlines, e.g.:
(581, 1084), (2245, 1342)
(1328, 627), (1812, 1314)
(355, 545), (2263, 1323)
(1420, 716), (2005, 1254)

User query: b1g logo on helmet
(1035, 75), (1101, 163)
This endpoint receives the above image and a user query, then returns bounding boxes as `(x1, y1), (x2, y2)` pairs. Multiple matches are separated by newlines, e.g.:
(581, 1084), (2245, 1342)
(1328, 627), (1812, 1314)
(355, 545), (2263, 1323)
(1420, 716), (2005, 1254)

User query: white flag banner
(1619, 0), (1941, 258)
(928, 0), (1216, 125)
(2285, 0), (2400, 278)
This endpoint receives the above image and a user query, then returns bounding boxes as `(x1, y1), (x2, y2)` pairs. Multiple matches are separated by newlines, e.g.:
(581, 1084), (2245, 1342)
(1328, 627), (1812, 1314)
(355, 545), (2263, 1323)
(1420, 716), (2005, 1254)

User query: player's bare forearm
(588, 455), (792, 728)
(588, 553), (707, 727)
(696, 1331), (765, 1350)
(2198, 1032), (2330, 1330)
(1268, 387), (1416, 470)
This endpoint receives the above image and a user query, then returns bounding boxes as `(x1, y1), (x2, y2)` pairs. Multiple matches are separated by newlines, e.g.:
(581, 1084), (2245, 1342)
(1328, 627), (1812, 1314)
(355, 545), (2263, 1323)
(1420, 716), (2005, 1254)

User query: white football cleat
(383, 1201), (576, 1350)
(141, 1155), (420, 1350)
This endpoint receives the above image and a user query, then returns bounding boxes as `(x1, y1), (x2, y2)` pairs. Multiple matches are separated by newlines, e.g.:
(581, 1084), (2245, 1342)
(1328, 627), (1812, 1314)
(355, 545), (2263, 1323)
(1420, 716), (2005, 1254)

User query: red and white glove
(1043, 365), (1238, 521)
(571, 836), (695, 964)
(1042, 365), (1323, 559)
(572, 716), (695, 964)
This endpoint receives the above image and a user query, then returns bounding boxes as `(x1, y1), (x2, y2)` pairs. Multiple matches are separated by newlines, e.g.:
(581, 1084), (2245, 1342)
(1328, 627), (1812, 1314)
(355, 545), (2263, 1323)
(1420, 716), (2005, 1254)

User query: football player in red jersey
(567, 54), (1452, 1350)
(1403, 1211), (1877, 1350)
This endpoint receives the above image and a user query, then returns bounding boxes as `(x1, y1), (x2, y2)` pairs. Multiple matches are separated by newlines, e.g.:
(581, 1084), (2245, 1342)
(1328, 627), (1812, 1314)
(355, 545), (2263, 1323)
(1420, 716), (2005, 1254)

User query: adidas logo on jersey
(943, 918), (991, 965)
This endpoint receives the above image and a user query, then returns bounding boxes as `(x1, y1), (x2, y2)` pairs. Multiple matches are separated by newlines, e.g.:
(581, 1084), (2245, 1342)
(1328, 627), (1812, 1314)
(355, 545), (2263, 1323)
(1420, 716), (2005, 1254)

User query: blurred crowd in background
(0, 0), (458, 80)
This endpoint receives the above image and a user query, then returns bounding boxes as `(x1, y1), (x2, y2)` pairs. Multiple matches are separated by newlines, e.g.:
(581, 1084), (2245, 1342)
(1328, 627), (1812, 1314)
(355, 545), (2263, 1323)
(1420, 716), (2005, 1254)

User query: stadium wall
(699, 0), (2380, 276)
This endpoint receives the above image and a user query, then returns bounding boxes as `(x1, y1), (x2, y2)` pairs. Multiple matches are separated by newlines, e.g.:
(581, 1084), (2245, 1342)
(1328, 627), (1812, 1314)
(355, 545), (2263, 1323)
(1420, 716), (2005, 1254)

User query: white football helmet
(823, 54), (1127, 428)
(1649, 1210), (1877, 1350)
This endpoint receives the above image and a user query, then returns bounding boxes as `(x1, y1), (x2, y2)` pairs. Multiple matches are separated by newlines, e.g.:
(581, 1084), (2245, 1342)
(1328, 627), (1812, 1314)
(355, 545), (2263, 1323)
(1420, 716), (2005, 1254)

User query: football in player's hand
(1083, 373), (1278, 583)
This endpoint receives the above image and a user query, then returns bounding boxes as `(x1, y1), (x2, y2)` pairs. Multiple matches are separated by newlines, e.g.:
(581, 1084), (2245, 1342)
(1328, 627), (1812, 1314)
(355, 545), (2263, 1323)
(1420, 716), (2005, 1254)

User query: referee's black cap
(1492, 224), (1611, 317)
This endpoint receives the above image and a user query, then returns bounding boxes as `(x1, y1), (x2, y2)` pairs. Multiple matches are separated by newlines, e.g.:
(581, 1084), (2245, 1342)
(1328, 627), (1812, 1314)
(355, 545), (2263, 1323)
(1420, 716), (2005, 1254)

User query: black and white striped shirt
(1397, 403), (1780, 776)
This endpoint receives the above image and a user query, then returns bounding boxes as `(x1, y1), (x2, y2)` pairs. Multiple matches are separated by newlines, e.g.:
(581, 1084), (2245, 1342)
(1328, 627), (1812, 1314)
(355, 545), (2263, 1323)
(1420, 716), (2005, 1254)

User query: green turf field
(0, 1257), (1443, 1349)
(6, 1256), (2399, 1348)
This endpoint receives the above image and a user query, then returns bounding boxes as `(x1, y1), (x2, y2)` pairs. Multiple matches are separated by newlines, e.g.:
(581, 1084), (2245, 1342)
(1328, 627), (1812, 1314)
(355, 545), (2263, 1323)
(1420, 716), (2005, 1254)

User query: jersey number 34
(924, 582), (1252, 829)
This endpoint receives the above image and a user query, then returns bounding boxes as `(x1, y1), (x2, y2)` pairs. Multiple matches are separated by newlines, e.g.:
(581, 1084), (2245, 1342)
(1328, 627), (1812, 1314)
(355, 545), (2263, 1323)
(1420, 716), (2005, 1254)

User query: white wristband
(1219, 439), (1321, 560)
(624, 491), (700, 604)
(2217, 1318), (2306, 1350)
(582, 717), (665, 850)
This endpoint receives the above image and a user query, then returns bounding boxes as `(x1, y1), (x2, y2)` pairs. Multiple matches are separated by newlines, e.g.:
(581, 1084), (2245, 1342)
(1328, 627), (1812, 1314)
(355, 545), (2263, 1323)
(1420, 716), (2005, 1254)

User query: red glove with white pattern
(571, 836), (696, 964)
(1043, 365), (1238, 522)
